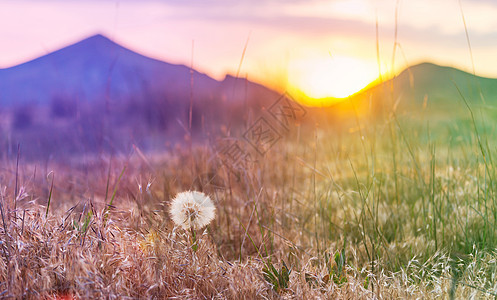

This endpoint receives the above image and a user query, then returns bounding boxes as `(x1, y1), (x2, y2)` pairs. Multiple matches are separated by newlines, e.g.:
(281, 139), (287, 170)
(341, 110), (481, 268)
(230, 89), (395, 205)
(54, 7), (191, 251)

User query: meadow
(1, 79), (497, 299)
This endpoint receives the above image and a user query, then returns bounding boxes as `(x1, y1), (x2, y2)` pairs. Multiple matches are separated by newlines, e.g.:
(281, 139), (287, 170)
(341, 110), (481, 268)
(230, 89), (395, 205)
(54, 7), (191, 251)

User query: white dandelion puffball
(169, 191), (216, 230)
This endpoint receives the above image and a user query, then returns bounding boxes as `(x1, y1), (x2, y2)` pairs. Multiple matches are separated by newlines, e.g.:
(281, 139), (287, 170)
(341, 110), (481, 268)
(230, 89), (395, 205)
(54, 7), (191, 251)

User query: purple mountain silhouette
(0, 34), (280, 160)
(0, 34), (221, 106)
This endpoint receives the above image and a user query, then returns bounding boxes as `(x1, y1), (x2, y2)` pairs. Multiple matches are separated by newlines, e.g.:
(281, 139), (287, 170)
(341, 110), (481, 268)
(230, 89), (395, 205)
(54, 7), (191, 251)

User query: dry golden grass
(1, 134), (497, 299)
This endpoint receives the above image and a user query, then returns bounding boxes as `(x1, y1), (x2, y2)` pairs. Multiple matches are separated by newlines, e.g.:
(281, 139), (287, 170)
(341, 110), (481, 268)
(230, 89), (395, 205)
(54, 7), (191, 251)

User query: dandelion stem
(190, 226), (198, 252)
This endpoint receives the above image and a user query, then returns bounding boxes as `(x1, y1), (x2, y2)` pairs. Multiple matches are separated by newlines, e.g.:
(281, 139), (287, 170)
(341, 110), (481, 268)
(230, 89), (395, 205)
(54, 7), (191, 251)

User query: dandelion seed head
(169, 191), (215, 230)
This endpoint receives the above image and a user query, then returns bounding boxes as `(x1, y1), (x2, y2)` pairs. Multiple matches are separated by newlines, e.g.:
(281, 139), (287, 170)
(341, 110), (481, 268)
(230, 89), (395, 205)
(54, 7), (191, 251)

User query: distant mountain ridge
(0, 34), (280, 160)
(2, 34), (495, 109)
(305, 61), (497, 131)
(1, 33), (496, 160)
(0, 34), (221, 106)
(354, 62), (497, 109)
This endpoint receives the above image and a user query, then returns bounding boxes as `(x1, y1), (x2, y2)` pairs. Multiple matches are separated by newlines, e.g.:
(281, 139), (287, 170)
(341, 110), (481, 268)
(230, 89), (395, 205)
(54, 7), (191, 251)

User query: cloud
(1, 0), (497, 81)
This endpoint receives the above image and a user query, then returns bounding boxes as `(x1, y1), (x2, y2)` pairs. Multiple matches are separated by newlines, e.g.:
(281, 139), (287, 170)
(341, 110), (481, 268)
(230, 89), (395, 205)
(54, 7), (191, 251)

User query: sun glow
(288, 55), (379, 100)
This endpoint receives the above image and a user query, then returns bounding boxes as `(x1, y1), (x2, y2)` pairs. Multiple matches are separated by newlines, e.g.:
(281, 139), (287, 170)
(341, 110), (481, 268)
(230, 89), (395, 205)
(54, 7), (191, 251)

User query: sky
(1, 0), (497, 99)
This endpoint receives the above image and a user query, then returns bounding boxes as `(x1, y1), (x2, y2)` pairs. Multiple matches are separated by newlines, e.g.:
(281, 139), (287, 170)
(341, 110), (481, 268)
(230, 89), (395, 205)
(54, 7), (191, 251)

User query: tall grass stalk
(103, 165), (127, 224)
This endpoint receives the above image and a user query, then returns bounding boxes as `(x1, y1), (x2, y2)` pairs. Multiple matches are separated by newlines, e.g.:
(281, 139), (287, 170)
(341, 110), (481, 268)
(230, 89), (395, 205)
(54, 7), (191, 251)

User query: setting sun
(288, 55), (379, 100)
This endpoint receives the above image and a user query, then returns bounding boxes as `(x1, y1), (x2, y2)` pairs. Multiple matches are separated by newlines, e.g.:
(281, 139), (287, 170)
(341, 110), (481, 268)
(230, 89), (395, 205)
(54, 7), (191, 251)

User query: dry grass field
(2, 94), (497, 299)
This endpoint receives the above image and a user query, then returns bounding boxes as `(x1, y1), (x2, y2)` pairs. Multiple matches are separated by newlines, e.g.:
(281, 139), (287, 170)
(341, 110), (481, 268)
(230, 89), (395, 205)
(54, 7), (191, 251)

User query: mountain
(0, 34), (280, 160)
(356, 62), (497, 110)
(303, 62), (497, 131)
(3, 34), (493, 160)
(314, 62), (497, 114)
(0, 34), (220, 106)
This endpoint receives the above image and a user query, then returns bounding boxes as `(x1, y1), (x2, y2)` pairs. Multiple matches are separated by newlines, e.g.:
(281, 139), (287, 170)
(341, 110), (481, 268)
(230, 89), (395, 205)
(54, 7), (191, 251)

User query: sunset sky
(1, 0), (497, 98)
